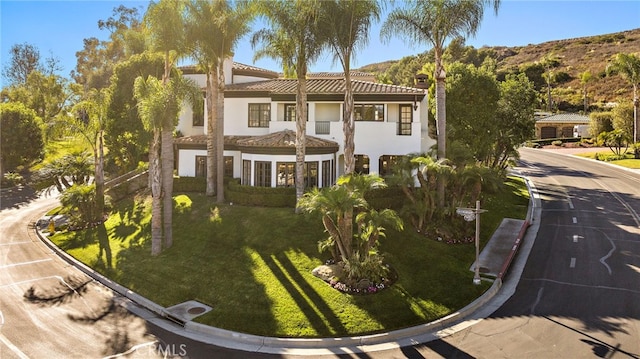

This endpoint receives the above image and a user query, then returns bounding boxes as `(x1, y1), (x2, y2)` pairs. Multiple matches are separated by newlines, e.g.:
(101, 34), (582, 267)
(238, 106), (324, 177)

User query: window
(276, 162), (295, 187)
(304, 162), (318, 188)
(249, 103), (270, 127)
(354, 155), (370, 174)
(398, 105), (412, 135)
(322, 160), (333, 187)
(354, 104), (384, 121)
(379, 155), (402, 177)
(242, 160), (251, 185)
(192, 92), (205, 126)
(224, 156), (233, 178)
(284, 103), (308, 122)
(285, 104), (296, 122)
(254, 161), (271, 187)
(195, 156), (206, 177)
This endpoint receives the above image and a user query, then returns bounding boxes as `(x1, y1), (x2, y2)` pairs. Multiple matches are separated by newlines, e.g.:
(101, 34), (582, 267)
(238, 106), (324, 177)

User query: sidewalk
(34, 179), (541, 355)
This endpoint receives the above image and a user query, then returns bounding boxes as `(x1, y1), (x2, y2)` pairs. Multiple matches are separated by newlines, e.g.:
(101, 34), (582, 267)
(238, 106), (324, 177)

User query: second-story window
(354, 104), (384, 122)
(398, 104), (412, 135)
(249, 103), (270, 127)
(284, 103), (308, 122)
(285, 104), (296, 122)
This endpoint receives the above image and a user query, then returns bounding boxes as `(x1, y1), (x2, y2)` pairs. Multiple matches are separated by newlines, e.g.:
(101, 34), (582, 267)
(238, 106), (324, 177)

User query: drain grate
(165, 300), (212, 323)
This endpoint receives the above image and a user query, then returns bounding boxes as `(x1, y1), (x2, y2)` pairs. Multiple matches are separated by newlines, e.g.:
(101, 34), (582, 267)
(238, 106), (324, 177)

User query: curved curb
(34, 176), (535, 354)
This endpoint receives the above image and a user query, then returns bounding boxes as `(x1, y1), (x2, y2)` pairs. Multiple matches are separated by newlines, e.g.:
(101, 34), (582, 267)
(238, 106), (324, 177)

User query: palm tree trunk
(206, 69), (216, 197)
(295, 64), (308, 213)
(343, 71), (355, 175)
(94, 130), (105, 219)
(434, 51), (446, 208)
(216, 61), (225, 203)
(149, 129), (163, 256)
(161, 127), (173, 249)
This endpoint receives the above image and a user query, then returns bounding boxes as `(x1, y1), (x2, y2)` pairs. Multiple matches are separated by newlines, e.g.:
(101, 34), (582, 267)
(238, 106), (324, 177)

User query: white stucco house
(174, 58), (434, 188)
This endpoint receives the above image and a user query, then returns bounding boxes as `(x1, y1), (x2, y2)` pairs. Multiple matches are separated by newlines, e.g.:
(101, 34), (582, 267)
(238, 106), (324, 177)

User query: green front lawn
(576, 151), (640, 169)
(50, 177), (528, 338)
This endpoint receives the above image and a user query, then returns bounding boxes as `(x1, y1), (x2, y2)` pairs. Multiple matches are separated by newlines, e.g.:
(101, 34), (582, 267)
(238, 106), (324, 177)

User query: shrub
(551, 140), (563, 146)
(225, 180), (296, 207)
(2, 172), (24, 187)
(173, 176), (206, 192)
(364, 186), (405, 210)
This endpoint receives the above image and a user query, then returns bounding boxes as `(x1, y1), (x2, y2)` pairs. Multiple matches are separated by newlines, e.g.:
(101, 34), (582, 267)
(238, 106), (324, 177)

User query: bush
(551, 140), (564, 146)
(173, 176), (206, 192)
(225, 180), (296, 207)
(1, 172), (24, 187)
(364, 186), (405, 210)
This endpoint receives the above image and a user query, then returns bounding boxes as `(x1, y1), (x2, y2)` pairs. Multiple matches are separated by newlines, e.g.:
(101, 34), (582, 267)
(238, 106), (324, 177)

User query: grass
(575, 151), (640, 169)
(32, 136), (92, 171)
(50, 177), (529, 338)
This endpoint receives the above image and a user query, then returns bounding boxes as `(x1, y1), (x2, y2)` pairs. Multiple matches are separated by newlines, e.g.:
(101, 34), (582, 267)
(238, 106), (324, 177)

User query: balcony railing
(315, 121), (330, 135)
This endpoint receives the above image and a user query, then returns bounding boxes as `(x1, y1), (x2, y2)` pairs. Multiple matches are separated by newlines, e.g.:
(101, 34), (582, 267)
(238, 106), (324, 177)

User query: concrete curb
(34, 176), (535, 353)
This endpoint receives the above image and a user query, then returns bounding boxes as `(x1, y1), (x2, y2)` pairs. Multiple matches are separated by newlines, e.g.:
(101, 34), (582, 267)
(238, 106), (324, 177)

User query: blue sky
(1, 0), (639, 85)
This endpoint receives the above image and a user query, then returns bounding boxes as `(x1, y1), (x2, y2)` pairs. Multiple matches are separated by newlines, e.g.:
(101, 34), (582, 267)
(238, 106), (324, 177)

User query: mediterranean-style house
(174, 58), (434, 188)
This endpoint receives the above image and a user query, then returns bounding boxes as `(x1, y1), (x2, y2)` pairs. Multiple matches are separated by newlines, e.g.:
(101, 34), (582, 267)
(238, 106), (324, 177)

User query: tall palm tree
(579, 70), (594, 113)
(320, 0), (381, 174)
(134, 75), (198, 255)
(144, 0), (188, 250)
(380, 0), (500, 161)
(252, 0), (325, 211)
(186, 0), (252, 202)
(607, 53), (640, 144)
(71, 88), (110, 217)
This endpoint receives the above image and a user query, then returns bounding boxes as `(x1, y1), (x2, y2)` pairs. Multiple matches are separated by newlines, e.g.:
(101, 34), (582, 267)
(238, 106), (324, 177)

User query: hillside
(360, 28), (640, 110)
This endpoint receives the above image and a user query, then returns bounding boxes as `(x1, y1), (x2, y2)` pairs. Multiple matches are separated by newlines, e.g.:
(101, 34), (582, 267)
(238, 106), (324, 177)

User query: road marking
(572, 217), (577, 224)
(530, 287), (544, 315)
(0, 241), (32, 246)
(568, 199), (574, 209)
(0, 333), (30, 359)
(0, 258), (52, 270)
(599, 233), (616, 276)
(573, 235), (579, 243)
(570, 257), (576, 268)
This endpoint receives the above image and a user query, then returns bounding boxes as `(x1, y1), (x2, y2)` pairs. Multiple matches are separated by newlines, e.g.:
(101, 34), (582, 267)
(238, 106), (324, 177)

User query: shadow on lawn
(262, 252), (347, 336)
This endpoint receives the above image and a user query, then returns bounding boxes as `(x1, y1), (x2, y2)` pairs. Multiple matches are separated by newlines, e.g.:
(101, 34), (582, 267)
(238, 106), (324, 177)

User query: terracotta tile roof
(226, 78), (425, 95)
(536, 113), (590, 124)
(308, 71), (375, 80)
(179, 62), (279, 78)
(175, 131), (338, 149)
(235, 129), (338, 148)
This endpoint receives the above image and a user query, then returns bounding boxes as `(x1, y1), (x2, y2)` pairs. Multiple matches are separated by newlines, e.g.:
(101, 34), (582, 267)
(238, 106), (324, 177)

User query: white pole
(474, 200), (481, 285)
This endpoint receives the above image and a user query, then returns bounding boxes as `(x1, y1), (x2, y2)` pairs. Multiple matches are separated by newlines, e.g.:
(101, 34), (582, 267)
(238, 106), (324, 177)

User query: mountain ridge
(359, 28), (640, 109)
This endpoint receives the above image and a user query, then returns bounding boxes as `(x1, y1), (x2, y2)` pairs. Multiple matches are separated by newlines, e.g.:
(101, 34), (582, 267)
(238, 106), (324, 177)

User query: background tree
(445, 62), (500, 164)
(253, 0), (325, 210)
(320, 0), (381, 175)
(611, 100), (635, 141)
(491, 73), (537, 169)
(105, 53), (164, 173)
(73, 5), (146, 91)
(2, 43), (42, 86)
(186, 0), (252, 201)
(579, 70), (594, 113)
(589, 111), (614, 139)
(607, 53), (640, 144)
(0, 102), (44, 176)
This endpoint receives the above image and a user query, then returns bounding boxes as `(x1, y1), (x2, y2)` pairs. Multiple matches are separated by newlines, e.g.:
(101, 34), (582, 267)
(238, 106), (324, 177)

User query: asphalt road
(411, 148), (640, 358)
